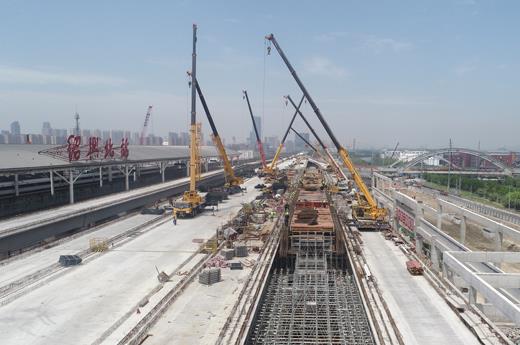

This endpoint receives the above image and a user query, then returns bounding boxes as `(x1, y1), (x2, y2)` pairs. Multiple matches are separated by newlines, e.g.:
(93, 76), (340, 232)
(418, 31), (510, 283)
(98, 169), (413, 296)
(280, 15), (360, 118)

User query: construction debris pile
(300, 167), (322, 191)
(198, 188), (285, 285)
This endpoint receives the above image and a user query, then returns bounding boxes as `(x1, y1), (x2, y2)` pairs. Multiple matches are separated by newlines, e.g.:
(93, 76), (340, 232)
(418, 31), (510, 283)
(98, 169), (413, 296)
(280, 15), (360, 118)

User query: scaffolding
(248, 237), (375, 345)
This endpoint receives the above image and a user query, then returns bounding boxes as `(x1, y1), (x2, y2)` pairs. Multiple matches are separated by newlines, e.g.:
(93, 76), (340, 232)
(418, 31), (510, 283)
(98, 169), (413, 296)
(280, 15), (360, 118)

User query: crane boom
(267, 34), (385, 220)
(174, 23), (203, 218)
(269, 95), (305, 172)
(243, 90), (267, 169)
(194, 78), (242, 187)
(286, 95), (347, 181)
(139, 105), (153, 145)
(290, 127), (318, 152)
(290, 127), (328, 163)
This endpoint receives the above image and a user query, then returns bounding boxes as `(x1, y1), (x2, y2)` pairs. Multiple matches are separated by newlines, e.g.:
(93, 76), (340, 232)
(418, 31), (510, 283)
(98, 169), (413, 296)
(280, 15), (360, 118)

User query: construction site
(1, 22), (520, 345)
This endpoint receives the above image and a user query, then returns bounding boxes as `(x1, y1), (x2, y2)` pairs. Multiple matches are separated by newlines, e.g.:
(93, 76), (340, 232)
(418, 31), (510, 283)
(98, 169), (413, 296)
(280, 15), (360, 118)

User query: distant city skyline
(0, 2), (519, 150)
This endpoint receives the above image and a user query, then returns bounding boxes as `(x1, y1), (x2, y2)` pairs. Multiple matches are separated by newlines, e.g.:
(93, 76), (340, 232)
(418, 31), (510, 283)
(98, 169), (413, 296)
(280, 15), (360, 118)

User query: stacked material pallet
(235, 244), (248, 257)
(58, 255), (82, 267)
(221, 248), (234, 260)
(199, 267), (221, 285)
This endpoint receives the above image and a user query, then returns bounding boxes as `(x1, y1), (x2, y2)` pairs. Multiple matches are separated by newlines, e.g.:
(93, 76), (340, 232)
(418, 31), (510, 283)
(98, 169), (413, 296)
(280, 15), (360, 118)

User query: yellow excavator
(174, 24), (204, 218)
(266, 33), (387, 228)
(192, 76), (243, 193)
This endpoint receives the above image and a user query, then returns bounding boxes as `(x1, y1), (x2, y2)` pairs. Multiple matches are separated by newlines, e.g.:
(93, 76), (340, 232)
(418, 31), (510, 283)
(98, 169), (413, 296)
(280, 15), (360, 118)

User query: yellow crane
(266, 33), (387, 227)
(285, 95), (348, 182)
(264, 95), (305, 176)
(192, 76), (243, 192)
(174, 24), (204, 218)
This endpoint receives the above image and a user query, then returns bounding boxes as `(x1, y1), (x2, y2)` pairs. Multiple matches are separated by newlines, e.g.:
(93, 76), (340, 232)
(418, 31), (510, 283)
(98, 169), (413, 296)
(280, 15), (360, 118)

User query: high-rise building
(265, 136), (280, 150)
(180, 132), (190, 146)
(294, 132), (310, 151)
(248, 116), (262, 149)
(42, 122), (52, 136)
(168, 132), (179, 145)
(10, 121), (21, 136)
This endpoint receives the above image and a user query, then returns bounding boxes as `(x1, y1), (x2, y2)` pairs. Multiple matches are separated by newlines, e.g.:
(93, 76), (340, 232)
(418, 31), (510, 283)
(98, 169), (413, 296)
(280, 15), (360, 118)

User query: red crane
(140, 105), (153, 145)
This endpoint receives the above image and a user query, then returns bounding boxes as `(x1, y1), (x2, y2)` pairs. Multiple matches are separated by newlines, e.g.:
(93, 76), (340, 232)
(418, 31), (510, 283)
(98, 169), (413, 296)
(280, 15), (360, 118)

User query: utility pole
(447, 138), (452, 192)
(477, 140), (481, 172)
(509, 184), (511, 209)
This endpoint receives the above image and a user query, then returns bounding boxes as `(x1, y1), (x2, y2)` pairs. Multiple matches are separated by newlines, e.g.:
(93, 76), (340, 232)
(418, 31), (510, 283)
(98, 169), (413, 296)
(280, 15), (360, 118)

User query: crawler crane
(173, 24), (204, 218)
(266, 34), (387, 228)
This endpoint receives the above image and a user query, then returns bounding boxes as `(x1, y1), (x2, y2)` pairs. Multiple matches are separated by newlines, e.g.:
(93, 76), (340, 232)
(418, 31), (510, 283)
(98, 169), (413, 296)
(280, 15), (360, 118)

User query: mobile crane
(285, 95), (347, 181)
(139, 105), (153, 145)
(266, 95), (305, 175)
(266, 33), (387, 227)
(243, 90), (267, 171)
(192, 76), (243, 192)
(290, 127), (319, 155)
(173, 24), (204, 218)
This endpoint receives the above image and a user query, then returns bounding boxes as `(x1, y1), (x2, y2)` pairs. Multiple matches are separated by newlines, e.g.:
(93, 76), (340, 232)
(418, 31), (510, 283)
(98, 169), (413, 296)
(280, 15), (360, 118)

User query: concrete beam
(394, 190), (417, 211)
(439, 199), (520, 244)
(450, 251), (520, 264)
(477, 273), (520, 289)
(444, 251), (520, 324)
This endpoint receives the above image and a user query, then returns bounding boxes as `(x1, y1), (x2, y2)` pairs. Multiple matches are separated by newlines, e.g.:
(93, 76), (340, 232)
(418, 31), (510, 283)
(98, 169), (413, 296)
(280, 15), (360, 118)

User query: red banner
(396, 207), (415, 231)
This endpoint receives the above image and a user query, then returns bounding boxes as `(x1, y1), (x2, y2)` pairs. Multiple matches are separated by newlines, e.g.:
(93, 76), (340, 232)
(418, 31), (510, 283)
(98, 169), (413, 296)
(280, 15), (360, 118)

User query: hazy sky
(0, 0), (518, 150)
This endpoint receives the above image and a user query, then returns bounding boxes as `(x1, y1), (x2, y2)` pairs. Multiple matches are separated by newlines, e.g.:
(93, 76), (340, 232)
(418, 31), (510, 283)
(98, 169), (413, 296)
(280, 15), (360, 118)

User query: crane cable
(261, 38), (269, 139)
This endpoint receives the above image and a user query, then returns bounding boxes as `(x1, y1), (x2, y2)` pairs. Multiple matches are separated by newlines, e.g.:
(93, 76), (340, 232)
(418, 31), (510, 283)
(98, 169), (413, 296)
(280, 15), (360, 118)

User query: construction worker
(173, 213), (177, 226)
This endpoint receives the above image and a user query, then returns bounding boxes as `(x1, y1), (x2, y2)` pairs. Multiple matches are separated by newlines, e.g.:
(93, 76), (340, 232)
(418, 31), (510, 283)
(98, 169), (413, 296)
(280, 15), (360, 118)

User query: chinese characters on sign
(104, 138), (114, 160)
(120, 138), (129, 159)
(87, 137), (100, 160)
(396, 207), (415, 231)
(44, 136), (130, 162)
(67, 135), (81, 161)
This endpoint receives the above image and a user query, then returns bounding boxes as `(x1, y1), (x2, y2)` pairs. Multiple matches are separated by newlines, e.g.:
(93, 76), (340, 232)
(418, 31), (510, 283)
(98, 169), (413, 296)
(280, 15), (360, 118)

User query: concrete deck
(0, 177), (262, 345)
(362, 231), (480, 345)
(146, 255), (258, 345)
(0, 213), (158, 289)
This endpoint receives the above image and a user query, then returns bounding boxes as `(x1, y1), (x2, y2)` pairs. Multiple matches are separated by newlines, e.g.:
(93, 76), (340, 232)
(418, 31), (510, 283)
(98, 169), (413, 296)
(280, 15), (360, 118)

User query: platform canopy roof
(0, 145), (223, 175)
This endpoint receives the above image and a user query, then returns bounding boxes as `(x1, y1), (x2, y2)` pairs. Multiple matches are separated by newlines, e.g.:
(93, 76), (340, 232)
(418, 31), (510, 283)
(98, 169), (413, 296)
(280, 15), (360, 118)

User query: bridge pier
(460, 215), (466, 244)
(437, 204), (443, 230)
